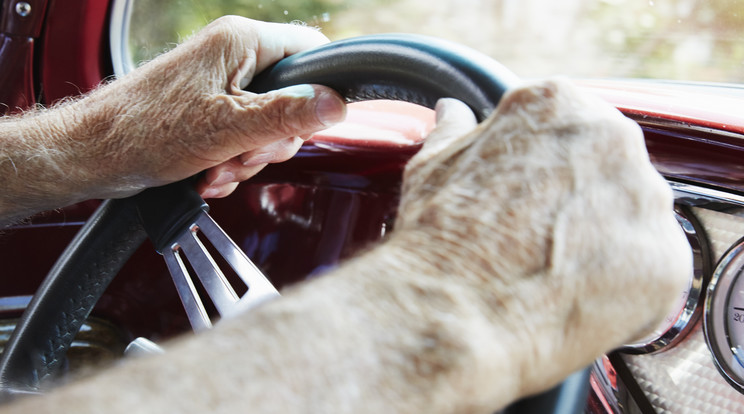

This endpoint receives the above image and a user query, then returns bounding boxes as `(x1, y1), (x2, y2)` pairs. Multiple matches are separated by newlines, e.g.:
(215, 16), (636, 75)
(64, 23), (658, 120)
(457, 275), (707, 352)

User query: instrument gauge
(705, 238), (744, 392)
(622, 207), (709, 354)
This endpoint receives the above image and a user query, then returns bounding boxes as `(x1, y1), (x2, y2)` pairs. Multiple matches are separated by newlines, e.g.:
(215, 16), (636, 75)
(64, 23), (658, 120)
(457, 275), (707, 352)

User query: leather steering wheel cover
(248, 34), (520, 122)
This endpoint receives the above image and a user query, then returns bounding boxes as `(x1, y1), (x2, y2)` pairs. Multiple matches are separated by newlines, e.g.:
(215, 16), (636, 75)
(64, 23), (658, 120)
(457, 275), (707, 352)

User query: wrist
(383, 227), (612, 400)
(334, 233), (527, 409)
(380, 229), (600, 402)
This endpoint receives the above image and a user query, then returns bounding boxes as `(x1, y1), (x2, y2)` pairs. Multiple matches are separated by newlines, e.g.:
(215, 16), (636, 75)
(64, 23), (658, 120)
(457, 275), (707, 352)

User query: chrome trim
(590, 357), (624, 414)
(620, 206), (708, 354)
(589, 355), (654, 414)
(14, 2), (31, 18)
(125, 337), (165, 356)
(5, 221), (86, 230)
(0, 296), (32, 313)
(633, 116), (744, 142)
(109, 0), (135, 77)
(704, 238), (744, 393)
(163, 245), (212, 332)
(590, 180), (725, 411)
(670, 181), (744, 210)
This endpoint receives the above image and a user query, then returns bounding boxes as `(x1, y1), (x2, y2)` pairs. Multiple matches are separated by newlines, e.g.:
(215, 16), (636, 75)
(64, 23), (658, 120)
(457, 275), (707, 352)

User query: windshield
(124, 0), (744, 83)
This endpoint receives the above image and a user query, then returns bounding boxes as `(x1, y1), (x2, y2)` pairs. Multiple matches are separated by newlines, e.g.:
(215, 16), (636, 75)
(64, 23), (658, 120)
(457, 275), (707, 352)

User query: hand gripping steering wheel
(0, 34), (589, 412)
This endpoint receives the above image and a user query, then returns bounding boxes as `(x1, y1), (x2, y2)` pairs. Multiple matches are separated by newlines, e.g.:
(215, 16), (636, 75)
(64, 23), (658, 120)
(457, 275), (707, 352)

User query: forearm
(0, 103), (95, 225)
(4, 235), (522, 414)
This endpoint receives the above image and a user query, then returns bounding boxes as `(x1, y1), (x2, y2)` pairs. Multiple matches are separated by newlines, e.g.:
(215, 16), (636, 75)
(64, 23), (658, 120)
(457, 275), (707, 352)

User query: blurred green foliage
(127, 0), (744, 83)
(584, 0), (744, 81)
(128, 0), (385, 64)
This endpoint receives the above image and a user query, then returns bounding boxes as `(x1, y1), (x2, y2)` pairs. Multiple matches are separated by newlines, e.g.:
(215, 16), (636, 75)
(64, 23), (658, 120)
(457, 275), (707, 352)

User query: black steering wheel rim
(0, 34), (588, 412)
(247, 33), (519, 121)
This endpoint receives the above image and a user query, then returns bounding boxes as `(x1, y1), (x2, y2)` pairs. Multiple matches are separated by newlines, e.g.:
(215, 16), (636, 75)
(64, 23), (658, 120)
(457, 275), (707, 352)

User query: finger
(190, 17), (329, 93)
(225, 18), (331, 91)
(427, 98), (478, 147)
(198, 160), (266, 199)
(239, 136), (305, 167)
(203, 158), (268, 186)
(197, 135), (304, 199)
(211, 84), (346, 152)
(200, 181), (240, 199)
(407, 98), (477, 171)
(252, 20), (331, 74)
(202, 158), (240, 189)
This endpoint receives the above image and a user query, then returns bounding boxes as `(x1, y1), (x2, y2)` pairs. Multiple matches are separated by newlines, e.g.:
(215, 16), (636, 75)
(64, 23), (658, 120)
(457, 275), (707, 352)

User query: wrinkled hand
(393, 79), (691, 396)
(74, 16), (346, 199)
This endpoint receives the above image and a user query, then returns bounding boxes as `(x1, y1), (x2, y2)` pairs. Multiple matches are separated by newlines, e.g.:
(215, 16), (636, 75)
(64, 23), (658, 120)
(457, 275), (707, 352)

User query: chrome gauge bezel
(705, 238), (744, 393)
(621, 206), (709, 354)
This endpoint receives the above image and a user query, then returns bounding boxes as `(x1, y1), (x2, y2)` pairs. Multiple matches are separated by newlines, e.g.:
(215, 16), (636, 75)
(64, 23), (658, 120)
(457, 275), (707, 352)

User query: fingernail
(201, 188), (219, 199)
(315, 92), (346, 127)
(210, 171), (235, 187)
(434, 99), (449, 123)
(435, 98), (460, 123)
(278, 84), (316, 99)
(242, 152), (272, 167)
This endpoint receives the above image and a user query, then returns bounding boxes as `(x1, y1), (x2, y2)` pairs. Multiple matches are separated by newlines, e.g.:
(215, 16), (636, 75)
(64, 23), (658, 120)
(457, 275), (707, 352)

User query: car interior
(2, 0), (744, 412)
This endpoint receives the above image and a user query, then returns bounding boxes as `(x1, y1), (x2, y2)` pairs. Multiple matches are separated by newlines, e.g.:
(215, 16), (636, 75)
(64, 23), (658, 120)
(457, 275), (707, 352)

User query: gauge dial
(622, 207), (709, 354)
(705, 238), (744, 392)
(725, 275), (744, 372)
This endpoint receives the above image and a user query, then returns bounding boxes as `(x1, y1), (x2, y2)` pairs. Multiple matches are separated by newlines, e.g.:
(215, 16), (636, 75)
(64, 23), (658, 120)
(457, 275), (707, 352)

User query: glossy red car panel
(39, 0), (109, 102)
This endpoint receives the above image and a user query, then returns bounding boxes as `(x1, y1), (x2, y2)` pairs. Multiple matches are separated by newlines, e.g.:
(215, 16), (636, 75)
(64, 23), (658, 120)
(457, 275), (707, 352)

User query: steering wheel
(0, 34), (589, 412)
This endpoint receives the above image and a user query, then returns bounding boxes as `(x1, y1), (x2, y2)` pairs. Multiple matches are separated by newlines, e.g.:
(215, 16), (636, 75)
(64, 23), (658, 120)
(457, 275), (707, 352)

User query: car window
(115, 0), (744, 83)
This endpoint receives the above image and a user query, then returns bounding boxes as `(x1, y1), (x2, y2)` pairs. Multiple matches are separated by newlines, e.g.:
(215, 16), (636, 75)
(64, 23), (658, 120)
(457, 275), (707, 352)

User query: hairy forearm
(0, 93), (142, 226)
(4, 235), (521, 414)
(0, 103), (92, 225)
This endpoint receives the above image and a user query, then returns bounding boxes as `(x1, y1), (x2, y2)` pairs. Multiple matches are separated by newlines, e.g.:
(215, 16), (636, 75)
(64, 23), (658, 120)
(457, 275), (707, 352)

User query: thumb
(407, 98), (477, 171)
(225, 84), (347, 149)
(429, 98), (478, 144)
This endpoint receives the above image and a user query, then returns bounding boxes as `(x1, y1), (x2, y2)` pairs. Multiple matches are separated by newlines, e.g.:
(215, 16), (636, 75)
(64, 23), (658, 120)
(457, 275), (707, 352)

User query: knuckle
(199, 17), (235, 44)
(197, 16), (255, 62)
(200, 94), (237, 134)
(205, 15), (244, 36)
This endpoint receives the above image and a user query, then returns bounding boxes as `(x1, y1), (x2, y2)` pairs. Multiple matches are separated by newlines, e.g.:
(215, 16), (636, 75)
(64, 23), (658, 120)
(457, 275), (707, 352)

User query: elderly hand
(391, 78), (691, 399)
(0, 17), (346, 224)
(86, 16), (346, 199)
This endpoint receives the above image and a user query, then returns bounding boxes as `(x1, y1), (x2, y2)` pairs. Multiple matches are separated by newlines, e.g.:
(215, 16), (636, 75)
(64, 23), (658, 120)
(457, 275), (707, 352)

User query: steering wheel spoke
(163, 245), (213, 331)
(163, 211), (280, 330)
(194, 214), (281, 316)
